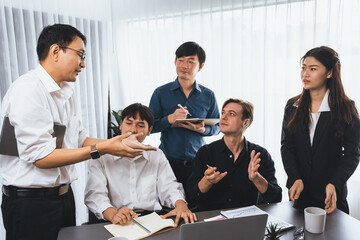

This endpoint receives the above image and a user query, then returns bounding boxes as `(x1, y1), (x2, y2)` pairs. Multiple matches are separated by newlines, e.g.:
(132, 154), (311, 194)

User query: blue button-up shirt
(149, 78), (220, 160)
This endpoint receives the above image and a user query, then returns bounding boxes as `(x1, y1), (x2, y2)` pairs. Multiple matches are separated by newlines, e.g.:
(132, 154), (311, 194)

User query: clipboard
(172, 118), (219, 127)
(0, 116), (66, 157)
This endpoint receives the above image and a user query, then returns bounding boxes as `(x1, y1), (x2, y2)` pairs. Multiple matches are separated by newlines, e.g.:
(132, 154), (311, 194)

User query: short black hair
(36, 24), (87, 61)
(175, 41), (206, 66)
(121, 103), (154, 129)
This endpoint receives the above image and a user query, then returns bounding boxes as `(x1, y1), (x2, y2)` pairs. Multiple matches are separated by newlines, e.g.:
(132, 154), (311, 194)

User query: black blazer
(281, 99), (360, 213)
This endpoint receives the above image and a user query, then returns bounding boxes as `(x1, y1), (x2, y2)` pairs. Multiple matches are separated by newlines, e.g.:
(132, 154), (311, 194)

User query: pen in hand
(177, 104), (192, 116)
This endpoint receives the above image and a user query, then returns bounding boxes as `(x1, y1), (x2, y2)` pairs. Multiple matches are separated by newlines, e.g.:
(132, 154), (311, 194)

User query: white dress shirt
(309, 90), (330, 145)
(0, 65), (88, 187)
(85, 149), (185, 219)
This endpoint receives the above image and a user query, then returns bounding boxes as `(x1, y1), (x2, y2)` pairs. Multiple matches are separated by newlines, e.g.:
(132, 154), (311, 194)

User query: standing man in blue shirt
(149, 42), (220, 190)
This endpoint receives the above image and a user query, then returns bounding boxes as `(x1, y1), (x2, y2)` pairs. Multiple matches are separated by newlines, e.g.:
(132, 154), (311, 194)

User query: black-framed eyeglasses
(59, 45), (86, 61)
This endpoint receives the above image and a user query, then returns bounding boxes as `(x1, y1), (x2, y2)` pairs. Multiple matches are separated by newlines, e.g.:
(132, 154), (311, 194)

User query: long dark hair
(287, 46), (359, 138)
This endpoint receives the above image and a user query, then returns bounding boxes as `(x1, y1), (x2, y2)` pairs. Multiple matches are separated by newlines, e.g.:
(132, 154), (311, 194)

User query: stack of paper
(220, 205), (294, 232)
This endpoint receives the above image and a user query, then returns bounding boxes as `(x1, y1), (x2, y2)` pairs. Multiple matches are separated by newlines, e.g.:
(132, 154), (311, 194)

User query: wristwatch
(90, 144), (100, 159)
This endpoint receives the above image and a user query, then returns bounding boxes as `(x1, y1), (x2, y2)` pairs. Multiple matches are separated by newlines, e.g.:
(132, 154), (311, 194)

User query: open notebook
(104, 212), (175, 240)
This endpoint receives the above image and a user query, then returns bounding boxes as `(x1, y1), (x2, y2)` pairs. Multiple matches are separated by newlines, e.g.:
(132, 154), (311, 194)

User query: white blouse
(309, 90), (330, 145)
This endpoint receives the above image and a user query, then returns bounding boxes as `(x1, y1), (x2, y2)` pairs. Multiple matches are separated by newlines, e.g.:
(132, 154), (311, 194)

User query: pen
(206, 164), (213, 168)
(177, 104), (192, 116)
(131, 216), (151, 233)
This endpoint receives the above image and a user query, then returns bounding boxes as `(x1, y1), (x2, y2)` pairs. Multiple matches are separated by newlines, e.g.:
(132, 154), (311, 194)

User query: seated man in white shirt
(85, 103), (197, 227)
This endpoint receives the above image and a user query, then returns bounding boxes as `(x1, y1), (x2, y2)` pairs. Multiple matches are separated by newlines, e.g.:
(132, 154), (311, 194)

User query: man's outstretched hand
(122, 133), (157, 151)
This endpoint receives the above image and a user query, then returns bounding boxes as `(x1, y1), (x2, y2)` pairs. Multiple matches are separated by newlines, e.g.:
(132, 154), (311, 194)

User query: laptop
(180, 213), (268, 240)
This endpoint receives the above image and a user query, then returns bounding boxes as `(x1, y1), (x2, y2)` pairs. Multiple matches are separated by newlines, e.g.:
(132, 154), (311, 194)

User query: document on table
(203, 215), (227, 222)
(104, 212), (175, 240)
(220, 205), (294, 232)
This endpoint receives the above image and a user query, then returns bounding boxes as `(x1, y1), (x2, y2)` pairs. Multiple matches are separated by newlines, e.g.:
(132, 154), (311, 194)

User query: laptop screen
(180, 213), (268, 240)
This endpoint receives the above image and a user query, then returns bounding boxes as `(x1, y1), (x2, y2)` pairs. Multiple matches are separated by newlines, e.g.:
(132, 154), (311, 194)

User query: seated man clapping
(186, 99), (282, 211)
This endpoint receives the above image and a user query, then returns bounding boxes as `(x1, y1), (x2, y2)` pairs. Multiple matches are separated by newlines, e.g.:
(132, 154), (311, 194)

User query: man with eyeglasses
(0, 24), (155, 240)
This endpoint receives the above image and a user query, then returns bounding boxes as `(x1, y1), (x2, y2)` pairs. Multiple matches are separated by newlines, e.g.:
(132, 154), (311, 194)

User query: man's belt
(2, 184), (69, 198)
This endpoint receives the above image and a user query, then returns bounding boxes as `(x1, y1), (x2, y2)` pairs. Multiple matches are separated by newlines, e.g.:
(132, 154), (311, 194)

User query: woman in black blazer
(281, 46), (360, 214)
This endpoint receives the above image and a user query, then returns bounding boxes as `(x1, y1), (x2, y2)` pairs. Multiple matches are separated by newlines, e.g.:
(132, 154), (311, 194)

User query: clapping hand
(248, 150), (261, 181)
(204, 165), (227, 184)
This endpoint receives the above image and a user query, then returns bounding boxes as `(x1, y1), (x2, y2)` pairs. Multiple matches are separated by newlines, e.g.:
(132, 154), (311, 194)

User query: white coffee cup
(304, 207), (326, 233)
(108, 237), (129, 240)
